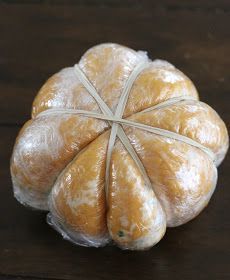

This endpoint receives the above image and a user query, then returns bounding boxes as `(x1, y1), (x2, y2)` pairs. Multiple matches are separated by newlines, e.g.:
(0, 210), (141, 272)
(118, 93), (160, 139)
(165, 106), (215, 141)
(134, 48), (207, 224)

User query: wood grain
(0, 1), (229, 125)
(0, 1), (229, 279)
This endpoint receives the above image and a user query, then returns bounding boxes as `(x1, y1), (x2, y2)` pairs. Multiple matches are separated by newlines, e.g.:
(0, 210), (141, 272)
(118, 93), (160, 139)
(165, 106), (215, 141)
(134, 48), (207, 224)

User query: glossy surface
(1, 1), (230, 279)
(10, 43), (228, 250)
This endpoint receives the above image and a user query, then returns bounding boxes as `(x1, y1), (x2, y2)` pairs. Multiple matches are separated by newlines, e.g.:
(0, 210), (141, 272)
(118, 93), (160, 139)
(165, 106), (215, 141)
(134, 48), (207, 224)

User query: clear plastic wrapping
(10, 43), (229, 250)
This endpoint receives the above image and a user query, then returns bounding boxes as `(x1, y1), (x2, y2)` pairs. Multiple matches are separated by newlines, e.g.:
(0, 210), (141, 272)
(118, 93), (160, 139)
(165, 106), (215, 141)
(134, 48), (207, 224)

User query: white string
(39, 106), (215, 161)
(139, 95), (197, 113)
(105, 61), (153, 198)
(37, 63), (216, 201)
(75, 63), (153, 199)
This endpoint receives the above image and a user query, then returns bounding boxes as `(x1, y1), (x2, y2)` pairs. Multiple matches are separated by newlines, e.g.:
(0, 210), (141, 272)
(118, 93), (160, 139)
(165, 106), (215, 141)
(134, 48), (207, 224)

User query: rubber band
(37, 62), (215, 201)
(75, 63), (154, 199)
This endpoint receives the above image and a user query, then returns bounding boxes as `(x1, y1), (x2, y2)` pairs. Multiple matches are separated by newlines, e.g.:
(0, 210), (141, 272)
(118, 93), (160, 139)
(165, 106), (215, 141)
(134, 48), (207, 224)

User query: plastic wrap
(10, 43), (229, 250)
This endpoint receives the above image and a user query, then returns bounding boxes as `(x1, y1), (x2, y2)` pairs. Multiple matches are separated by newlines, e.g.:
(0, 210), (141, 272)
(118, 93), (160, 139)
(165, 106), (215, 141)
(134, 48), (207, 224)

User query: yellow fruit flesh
(11, 43), (229, 249)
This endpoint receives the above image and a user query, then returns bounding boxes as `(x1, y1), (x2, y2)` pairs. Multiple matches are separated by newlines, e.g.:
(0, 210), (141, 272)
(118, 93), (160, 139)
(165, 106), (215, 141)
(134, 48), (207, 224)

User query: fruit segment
(49, 132), (110, 247)
(107, 141), (166, 250)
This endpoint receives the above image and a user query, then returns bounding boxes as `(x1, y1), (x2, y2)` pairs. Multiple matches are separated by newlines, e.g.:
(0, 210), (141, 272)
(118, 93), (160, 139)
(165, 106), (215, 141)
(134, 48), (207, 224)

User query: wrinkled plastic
(10, 43), (229, 250)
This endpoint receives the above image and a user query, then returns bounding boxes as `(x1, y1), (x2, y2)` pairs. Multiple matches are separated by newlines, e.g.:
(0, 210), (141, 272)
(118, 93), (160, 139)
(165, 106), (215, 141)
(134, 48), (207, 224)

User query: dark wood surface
(0, 1), (229, 279)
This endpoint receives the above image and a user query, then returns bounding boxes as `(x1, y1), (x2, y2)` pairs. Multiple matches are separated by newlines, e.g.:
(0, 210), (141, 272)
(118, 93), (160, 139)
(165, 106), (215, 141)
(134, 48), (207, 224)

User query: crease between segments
(37, 62), (216, 203)
(74, 63), (154, 200)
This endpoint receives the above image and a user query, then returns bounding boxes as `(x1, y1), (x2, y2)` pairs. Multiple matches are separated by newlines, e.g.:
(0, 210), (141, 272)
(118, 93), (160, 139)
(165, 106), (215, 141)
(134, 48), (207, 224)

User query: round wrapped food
(10, 43), (229, 250)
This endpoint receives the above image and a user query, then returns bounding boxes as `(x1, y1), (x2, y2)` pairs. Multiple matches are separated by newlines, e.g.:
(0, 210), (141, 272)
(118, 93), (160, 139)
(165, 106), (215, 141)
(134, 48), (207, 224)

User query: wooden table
(0, 1), (229, 279)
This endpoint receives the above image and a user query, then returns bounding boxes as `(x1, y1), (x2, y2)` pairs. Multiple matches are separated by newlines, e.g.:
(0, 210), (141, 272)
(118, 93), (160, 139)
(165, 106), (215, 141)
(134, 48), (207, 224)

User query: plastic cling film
(46, 213), (110, 248)
(10, 43), (229, 250)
